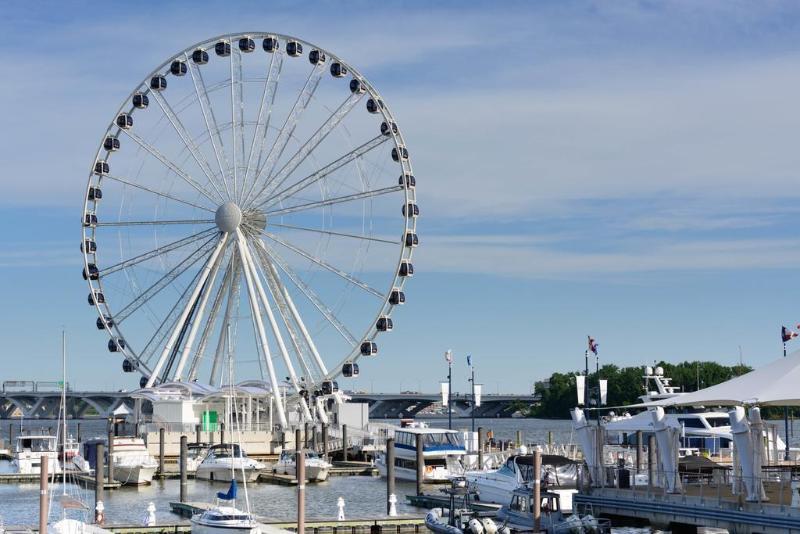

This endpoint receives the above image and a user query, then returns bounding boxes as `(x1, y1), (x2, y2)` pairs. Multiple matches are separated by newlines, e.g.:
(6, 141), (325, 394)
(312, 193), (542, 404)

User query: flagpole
(471, 364), (476, 433)
(448, 359), (452, 431)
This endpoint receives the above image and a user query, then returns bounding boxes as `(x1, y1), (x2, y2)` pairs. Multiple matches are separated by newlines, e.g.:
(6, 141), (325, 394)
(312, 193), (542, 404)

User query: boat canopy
(633, 348), (800, 408)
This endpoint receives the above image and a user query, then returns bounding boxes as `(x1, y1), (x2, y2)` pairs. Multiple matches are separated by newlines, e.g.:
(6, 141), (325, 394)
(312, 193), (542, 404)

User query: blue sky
(3, 1), (800, 393)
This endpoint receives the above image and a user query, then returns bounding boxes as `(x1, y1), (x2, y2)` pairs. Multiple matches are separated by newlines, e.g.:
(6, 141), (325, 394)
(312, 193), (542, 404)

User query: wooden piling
(196, 424), (201, 444)
(159, 427), (165, 475)
(648, 434), (656, 489)
(39, 455), (48, 534)
(387, 437), (396, 514)
(322, 424), (328, 461)
(478, 427), (484, 468)
(304, 422), (310, 448)
(107, 430), (114, 485)
(415, 433), (424, 496)
(297, 447), (306, 534)
(636, 430), (643, 474)
(180, 435), (188, 503)
(220, 422), (225, 444)
(342, 424), (348, 462)
(295, 428), (302, 453)
(95, 442), (104, 513)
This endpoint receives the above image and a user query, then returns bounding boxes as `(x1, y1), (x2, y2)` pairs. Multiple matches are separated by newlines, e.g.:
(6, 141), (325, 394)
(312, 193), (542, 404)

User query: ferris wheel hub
(215, 201), (242, 233)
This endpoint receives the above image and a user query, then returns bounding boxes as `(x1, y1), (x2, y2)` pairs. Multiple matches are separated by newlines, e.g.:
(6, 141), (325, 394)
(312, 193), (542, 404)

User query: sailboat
(191, 326), (260, 534)
(190, 480), (260, 534)
(49, 331), (113, 534)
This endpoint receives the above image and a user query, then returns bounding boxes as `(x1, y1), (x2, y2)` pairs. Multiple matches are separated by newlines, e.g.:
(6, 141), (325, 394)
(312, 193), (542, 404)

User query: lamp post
(468, 356), (476, 433)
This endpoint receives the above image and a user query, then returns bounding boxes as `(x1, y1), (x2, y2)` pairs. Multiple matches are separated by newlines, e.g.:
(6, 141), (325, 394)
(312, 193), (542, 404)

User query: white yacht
(110, 436), (158, 485)
(11, 434), (61, 474)
(187, 442), (210, 473)
(377, 427), (466, 482)
(604, 366), (788, 457)
(196, 444), (264, 483)
(272, 450), (331, 482)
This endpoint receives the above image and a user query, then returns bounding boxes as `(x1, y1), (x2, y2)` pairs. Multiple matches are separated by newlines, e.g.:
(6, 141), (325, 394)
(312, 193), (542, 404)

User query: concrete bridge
(0, 384), (537, 420)
(349, 392), (538, 419)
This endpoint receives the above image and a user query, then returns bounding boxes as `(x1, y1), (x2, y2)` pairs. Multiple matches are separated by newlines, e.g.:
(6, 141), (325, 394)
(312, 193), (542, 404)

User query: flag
(782, 326), (798, 343)
(217, 479), (237, 500)
(588, 336), (598, 355)
(576, 375), (585, 405)
(445, 350), (453, 364)
(466, 355), (472, 367)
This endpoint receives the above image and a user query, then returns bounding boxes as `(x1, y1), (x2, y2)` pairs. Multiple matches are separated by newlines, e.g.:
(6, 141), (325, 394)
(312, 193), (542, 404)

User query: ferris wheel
(80, 32), (417, 426)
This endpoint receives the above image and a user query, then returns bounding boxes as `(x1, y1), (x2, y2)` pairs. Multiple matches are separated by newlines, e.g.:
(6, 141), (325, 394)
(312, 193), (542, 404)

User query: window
(677, 418), (706, 429)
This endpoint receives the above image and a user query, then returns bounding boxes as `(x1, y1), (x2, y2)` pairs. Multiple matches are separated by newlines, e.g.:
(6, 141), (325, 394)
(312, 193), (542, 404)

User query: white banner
(474, 384), (482, 407)
(576, 375), (585, 405)
(599, 379), (608, 406)
(440, 381), (450, 406)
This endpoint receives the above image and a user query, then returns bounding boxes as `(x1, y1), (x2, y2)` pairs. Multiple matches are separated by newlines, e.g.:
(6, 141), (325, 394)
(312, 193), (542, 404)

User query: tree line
(529, 361), (753, 419)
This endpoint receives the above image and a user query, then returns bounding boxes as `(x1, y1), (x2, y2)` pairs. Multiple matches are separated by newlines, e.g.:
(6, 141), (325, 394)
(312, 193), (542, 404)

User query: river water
(0, 416), (749, 532)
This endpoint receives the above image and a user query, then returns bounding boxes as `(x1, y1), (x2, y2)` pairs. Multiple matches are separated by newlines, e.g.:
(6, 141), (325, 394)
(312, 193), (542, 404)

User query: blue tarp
(217, 479), (237, 500)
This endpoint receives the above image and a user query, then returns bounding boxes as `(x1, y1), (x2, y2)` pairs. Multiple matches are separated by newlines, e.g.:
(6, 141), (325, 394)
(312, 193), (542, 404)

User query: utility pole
(469, 363), (476, 433)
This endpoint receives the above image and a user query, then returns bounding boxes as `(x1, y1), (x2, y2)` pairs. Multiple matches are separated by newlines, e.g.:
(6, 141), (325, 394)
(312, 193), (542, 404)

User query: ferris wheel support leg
(236, 231), (288, 428)
(146, 233), (228, 388)
(187, 256), (235, 382)
(210, 257), (241, 386)
(239, 236), (313, 422)
(255, 240), (328, 377)
(173, 239), (228, 380)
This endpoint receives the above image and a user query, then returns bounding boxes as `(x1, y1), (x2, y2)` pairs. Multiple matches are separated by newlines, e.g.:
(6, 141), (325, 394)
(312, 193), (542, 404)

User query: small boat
(11, 434), (61, 474)
(377, 427), (466, 482)
(196, 444), (264, 483)
(110, 436), (158, 485)
(495, 487), (610, 533)
(272, 450), (331, 482)
(424, 478), (506, 534)
(191, 480), (261, 534)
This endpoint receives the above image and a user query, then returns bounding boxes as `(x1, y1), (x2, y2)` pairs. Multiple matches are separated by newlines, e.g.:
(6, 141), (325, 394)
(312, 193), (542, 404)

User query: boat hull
(376, 462), (452, 483)
(274, 463), (329, 482)
(190, 518), (261, 534)
(196, 466), (261, 483)
(113, 463), (156, 485)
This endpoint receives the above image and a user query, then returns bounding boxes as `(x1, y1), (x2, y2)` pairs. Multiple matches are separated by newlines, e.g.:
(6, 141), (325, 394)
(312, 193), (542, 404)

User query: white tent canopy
(639, 348), (800, 407)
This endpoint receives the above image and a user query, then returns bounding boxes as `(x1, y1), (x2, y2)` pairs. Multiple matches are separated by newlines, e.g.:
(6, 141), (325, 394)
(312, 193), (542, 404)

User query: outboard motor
(467, 518), (484, 534)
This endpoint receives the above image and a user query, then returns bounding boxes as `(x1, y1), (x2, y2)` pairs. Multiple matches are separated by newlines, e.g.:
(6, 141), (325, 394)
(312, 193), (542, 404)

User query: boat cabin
(508, 488), (562, 516)
(207, 444), (248, 460)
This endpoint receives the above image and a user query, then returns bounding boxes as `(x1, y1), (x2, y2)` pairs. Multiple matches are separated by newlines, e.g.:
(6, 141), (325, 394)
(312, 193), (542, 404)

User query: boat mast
(62, 329), (67, 499)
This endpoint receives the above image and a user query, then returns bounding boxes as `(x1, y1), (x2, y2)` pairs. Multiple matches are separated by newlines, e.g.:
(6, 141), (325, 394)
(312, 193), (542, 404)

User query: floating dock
(405, 493), (501, 512)
(0, 471), (121, 489)
(169, 502), (425, 533)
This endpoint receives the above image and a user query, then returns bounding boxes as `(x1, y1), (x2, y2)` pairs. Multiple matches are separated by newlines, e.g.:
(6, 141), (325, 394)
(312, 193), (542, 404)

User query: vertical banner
(440, 381), (450, 406)
(474, 384), (482, 407)
(599, 379), (608, 406)
(576, 375), (585, 405)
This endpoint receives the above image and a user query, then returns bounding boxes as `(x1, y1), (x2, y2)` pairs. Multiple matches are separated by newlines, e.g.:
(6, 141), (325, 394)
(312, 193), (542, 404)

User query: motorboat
(109, 436), (158, 485)
(377, 427), (466, 482)
(11, 434), (61, 474)
(187, 442), (210, 473)
(465, 454), (579, 503)
(190, 480), (261, 534)
(423, 477), (504, 534)
(272, 450), (331, 482)
(495, 487), (610, 533)
(196, 444), (264, 483)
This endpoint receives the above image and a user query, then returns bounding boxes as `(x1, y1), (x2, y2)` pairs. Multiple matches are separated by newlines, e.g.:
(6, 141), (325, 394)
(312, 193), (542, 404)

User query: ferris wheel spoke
(209, 255), (242, 386)
(103, 173), (215, 213)
(242, 51), (284, 206)
(116, 130), (222, 206)
(260, 135), (389, 210)
(187, 253), (235, 381)
(146, 233), (229, 388)
(261, 240), (358, 347)
(99, 227), (218, 277)
(236, 232), (288, 427)
(185, 52), (230, 187)
(242, 66), (325, 206)
(96, 219), (215, 227)
(229, 46), (241, 203)
(115, 234), (218, 323)
(264, 231), (384, 298)
(266, 185), (403, 218)
(174, 237), (230, 380)
(271, 222), (398, 245)
(150, 90), (230, 201)
(253, 92), (365, 205)
(253, 240), (330, 377)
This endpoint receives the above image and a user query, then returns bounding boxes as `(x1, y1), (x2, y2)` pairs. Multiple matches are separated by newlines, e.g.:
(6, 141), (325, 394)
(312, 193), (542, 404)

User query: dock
(0, 471), (121, 489)
(169, 502), (425, 533)
(405, 493), (501, 512)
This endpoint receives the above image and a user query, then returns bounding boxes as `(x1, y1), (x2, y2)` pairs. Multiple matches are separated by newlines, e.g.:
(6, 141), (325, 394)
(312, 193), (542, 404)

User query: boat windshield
(423, 433), (464, 448)
(211, 445), (245, 458)
(18, 438), (56, 452)
(705, 416), (730, 428)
